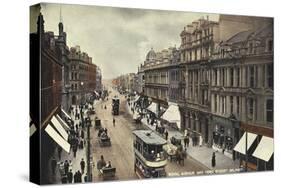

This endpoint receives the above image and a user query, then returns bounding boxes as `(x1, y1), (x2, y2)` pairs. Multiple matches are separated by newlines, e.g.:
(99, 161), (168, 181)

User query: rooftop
(133, 130), (167, 145)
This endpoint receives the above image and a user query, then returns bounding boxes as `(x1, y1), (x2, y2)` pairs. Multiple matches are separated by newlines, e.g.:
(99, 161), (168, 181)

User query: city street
(90, 87), (208, 182)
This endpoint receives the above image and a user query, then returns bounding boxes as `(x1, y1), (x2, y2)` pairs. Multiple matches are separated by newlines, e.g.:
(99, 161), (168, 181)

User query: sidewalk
(48, 105), (89, 184)
(126, 102), (240, 170)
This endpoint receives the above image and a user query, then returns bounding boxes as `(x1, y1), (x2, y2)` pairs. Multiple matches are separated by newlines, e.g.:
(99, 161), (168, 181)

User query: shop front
(211, 115), (239, 159)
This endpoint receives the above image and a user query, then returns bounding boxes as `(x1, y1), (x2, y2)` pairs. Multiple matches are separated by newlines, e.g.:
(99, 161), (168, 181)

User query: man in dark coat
(84, 173), (88, 183)
(81, 130), (84, 139)
(212, 152), (216, 168)
(77, 170), (82, 182)
(64, 160), (69, 175)
(73, 171), (78, 183)
(73, 141), (78, 158)
(80, 158), (86, 174)
(67, 169), (73, 183)
(113, 118), (116, 127)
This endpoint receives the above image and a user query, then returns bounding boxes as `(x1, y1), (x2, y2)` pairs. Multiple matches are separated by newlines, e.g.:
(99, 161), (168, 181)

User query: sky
(36, 3), (219, 79)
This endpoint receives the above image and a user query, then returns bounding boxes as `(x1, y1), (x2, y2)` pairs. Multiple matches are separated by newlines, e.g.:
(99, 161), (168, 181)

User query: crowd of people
(50, 103), (94, 184)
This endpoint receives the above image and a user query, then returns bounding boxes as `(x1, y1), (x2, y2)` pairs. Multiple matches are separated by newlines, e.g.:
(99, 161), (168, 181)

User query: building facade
(69, 45), (97, 105)
(179, 15), (273, 165)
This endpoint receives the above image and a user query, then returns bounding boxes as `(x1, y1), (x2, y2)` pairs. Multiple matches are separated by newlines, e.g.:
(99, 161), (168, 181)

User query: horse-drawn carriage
(95, 118), (102, 130)
(98, 129), (111, 147)
(163, 133), (186, 165)
(99, 167), (116, 180)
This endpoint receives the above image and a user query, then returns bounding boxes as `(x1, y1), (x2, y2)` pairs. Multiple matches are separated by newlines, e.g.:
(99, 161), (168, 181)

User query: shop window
(266, 99), (273, 123)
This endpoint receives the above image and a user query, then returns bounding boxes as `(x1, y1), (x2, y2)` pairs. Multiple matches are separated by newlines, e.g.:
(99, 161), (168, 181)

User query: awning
(161, 104), (181, 129)
(252, 136), (274, 162)
(51, 116), (69, 141)
(30, 123), (37, 137)
(61, 108), (72, 120)
(30, 115), (37, 137)
(233, 132), (258, 155)
(146, 102), (157, 114)
(45, 124), (70, 153)
(55, 114), (70, 130)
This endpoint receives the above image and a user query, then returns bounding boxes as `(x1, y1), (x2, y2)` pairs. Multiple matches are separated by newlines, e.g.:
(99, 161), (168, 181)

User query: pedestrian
(199, 134), (203, 147)
(183, 136), (188, 149)
(77, 170), (82, 182)
(79, 138), (84, 149)
(58, 146), (62, 160)
(80, 158), (86, 174)
(113, 118), (116, 127)
(69, 160), (73, 172)
(73, 171), (78, 183)
(211, 152), (216, 168)
(73, 142), (78, 158)
(104, 105), (107, 109)
(67, 169), (73, 183)
(104, 128), (108, 135)
(81, 129), (84, 139)
(64, 160), (69, 175)
(164, 130), (168, 140)
(84, 173), (88, 182)
(97, 155), (106, 169)
(51, 157), (57, 175)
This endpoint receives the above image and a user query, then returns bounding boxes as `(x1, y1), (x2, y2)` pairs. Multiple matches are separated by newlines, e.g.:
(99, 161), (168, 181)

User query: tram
(133, 130), (168, 178)
(112, 96), (120, 115)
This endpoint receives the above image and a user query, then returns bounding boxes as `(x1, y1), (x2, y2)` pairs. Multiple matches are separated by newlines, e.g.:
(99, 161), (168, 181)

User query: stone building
(211, 21), (273, 169)
(179, 15), (273, 168)
(179, 17), (219, 144)
(69, 45), (97, 105)
(114, 73), (136, 93)
(141, 47), (183, 122)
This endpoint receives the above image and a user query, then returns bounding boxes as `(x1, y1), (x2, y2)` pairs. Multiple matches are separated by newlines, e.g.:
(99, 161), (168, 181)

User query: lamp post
(86, 117), (92, 182)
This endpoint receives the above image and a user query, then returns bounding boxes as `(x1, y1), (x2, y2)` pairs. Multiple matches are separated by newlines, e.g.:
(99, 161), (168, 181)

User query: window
(236, 68), (240, 87)
(267, 64), (273, 89)
(237, 97), (240, 115)
(266, 99), (273, 123)
(230, 68), (234, 87)
(249, 42), (253, 54)
(230, 96), (234, 114)
(248, 98), (254, 120)
(222, 69), (225, 86)
(222, 96), (225, 114)
(214, 69), (217, 86)
(250, 66), (255, 87)
(214, 94), (217, 113)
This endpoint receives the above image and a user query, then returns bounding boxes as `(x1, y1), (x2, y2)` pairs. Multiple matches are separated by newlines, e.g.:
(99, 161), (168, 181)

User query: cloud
(39, 3), (219, 79)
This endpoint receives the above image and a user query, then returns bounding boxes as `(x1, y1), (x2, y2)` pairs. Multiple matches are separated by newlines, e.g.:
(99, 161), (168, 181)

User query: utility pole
(86, 116), (92, 182)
